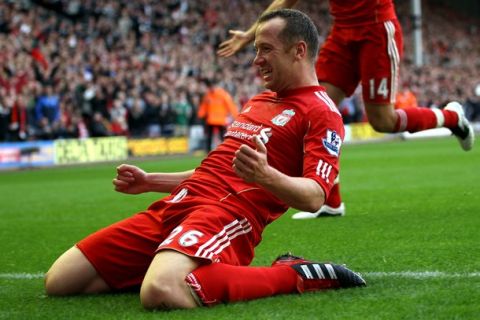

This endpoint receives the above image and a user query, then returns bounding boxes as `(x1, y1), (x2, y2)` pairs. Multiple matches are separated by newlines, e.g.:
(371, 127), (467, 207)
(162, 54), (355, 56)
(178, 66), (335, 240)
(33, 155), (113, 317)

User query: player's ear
(294, 41), (307, 60)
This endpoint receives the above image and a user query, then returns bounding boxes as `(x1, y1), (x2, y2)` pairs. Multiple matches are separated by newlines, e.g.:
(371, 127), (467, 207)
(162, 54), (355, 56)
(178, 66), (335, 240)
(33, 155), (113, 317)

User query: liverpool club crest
(271, 109), (295, 126)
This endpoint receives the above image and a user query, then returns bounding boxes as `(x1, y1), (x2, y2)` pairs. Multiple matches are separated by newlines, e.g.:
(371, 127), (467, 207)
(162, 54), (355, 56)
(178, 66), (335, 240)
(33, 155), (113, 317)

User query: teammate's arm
(233, 136), (324, 212)
(113, 164), (194, 195)
(217, 0), (299, 58)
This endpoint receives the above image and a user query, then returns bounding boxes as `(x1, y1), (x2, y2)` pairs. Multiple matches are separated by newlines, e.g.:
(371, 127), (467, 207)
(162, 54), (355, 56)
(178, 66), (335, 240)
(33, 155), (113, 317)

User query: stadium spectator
(172, 89), (192, 137)
(217, 0), (475, 219)
(0, 88), (9, 141)
(395, 81), (419, 110)
(0, 0), (478, 143)
(53, 108), (88, 139)
(34, 84), (60, 126)
(70, 110), (90, 139)
(35, 116), (55, 140)
(158, 92), (176, 138)
(109, 97), (128, 136)
(143, 91), (162, 138)
(337, 88), (364, 124)
(197, 79), (238, 153)
(89, 111), (111, 137)
(464, 84), (480, 122)
(9, 93), (29, 141)
(44, 9), (365, 309)
(127, 97), (147, 138)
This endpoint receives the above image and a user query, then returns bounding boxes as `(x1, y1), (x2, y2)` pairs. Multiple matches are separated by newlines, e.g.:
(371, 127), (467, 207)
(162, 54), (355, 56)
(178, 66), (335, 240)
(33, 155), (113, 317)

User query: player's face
(254, 18), (297, 93)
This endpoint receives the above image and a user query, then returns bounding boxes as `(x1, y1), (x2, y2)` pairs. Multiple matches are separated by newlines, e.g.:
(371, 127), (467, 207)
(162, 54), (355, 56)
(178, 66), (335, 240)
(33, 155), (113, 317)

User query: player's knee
(45, 255), (109, 296)
(44, 269), (69, 296)
(140, 251), (200, 310)
(365, 103), (398, 133)
(44, 271), (56, 295)
(140, 278), (178, 310)
(369, 117), (395, 133)
(140, 274), (198, 310)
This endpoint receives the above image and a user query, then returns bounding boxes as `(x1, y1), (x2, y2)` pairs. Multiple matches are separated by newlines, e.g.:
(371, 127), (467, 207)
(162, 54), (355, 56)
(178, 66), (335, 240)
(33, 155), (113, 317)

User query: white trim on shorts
(384, 20), (401, 104)
(195, 218), (252, 260)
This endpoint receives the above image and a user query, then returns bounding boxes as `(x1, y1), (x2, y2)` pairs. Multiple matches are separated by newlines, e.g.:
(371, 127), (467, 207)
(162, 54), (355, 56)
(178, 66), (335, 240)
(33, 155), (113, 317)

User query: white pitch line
(364, 271), (480, 279)
(0, 273), (44, 279)
(1, 271), (480, 280)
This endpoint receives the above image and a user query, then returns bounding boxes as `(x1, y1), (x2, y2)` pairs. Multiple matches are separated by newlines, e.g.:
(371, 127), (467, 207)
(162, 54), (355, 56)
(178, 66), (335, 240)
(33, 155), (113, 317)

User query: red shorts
(316, 19), (404, 104)
(77, 192), (257, 291)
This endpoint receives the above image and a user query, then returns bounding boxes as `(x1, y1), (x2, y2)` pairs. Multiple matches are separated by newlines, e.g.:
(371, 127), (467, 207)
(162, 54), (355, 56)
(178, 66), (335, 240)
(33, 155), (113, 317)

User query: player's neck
(277, 68), (319, 95)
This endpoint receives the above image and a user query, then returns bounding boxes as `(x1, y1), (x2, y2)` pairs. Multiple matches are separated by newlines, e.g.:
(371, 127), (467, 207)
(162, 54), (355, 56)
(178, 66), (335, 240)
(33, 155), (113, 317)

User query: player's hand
(113, 164), (149, 194)
(217, 30), (251, 58)
(233, 135), (272, 183)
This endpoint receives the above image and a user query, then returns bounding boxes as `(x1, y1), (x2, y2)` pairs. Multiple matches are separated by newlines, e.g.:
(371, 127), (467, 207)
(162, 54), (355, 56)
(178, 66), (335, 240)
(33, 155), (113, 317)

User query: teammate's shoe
(291, 202), (345, 219)
(272, 253), (366, 292)
(444, 101), (475, 151)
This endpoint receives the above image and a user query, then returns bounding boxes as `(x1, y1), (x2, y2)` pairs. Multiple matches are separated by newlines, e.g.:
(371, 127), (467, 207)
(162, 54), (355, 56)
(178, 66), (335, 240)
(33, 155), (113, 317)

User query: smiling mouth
(260, 68), (272, 80)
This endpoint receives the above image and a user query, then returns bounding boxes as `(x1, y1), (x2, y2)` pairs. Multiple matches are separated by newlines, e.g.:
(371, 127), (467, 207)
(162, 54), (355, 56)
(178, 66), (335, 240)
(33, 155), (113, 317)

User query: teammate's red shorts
(76, 191), (258, 291)
(316, 19), (404, 104)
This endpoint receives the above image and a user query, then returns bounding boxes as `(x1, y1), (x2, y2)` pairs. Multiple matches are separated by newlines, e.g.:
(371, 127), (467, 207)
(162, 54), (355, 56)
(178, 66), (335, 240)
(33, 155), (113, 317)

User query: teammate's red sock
(324, 182), (341, 208)
(185, 263), (298, 306)
(441, 109), (459, 129)
(394, 108), (459, 132)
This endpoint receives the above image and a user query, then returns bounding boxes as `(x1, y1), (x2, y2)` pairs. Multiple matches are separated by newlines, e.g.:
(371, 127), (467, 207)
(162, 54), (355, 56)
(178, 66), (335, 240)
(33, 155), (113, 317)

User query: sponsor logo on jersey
(259, 127), (272, 144)
(271, 109), (295, 126)
(322, 130), (341, 157)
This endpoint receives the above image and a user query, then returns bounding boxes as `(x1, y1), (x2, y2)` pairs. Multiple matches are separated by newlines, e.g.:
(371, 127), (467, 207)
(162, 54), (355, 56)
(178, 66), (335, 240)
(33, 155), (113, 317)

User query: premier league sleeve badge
(322, 129), (342, 157)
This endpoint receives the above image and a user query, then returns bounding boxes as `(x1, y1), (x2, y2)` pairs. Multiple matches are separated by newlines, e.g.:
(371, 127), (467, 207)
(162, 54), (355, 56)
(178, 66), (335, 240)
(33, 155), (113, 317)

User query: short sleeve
(302, 108), (344, 199)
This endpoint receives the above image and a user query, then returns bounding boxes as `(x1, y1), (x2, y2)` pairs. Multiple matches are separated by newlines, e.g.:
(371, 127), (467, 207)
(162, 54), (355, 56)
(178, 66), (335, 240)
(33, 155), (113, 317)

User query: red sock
(185, 263), (298, 306)
(394, 108), (459, 133)
(394, 108), (436, 132)
(442, 109), (459, 129)
(325, 182), (341, 208)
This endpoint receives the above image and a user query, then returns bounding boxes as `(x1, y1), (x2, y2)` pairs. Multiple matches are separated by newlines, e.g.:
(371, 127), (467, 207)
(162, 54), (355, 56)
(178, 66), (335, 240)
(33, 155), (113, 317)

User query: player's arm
(217, 0), (299, 58)
(113, 164), (194, 195)
(233, 136), (324, 212)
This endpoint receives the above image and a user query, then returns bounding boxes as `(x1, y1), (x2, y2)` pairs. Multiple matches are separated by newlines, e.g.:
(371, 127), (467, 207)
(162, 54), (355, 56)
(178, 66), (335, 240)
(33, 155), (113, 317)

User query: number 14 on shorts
(369, 77), (389, 100)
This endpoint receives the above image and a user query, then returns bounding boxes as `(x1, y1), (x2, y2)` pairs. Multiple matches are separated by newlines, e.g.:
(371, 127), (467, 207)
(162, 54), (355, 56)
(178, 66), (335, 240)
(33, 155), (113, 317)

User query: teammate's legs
(363, 101), (460, 134)
(359, 20), (403, 132)
(360, 20), (464, 137)
(45, 246), (110, 295)
(363, 102), (398, 132)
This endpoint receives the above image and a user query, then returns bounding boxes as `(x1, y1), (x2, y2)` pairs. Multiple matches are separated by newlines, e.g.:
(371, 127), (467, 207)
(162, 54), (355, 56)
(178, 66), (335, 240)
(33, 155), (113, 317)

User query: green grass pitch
(0, 137), (479, 319)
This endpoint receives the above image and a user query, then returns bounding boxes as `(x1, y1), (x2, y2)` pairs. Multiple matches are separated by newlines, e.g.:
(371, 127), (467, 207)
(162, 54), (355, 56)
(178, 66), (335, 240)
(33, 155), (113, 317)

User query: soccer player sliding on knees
(45, 9), (365, 310)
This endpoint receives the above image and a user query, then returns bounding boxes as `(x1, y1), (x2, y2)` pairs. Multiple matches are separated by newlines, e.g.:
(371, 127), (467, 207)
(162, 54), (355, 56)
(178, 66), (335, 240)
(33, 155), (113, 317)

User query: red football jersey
(329, 0), (397, 26)
(78, 87), (346, 290)
(170, 86), (344, 230)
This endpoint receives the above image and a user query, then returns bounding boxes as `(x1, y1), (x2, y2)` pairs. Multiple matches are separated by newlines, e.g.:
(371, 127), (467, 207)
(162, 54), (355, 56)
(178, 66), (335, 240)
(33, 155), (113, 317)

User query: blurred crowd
(0, 0), (479, 142)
